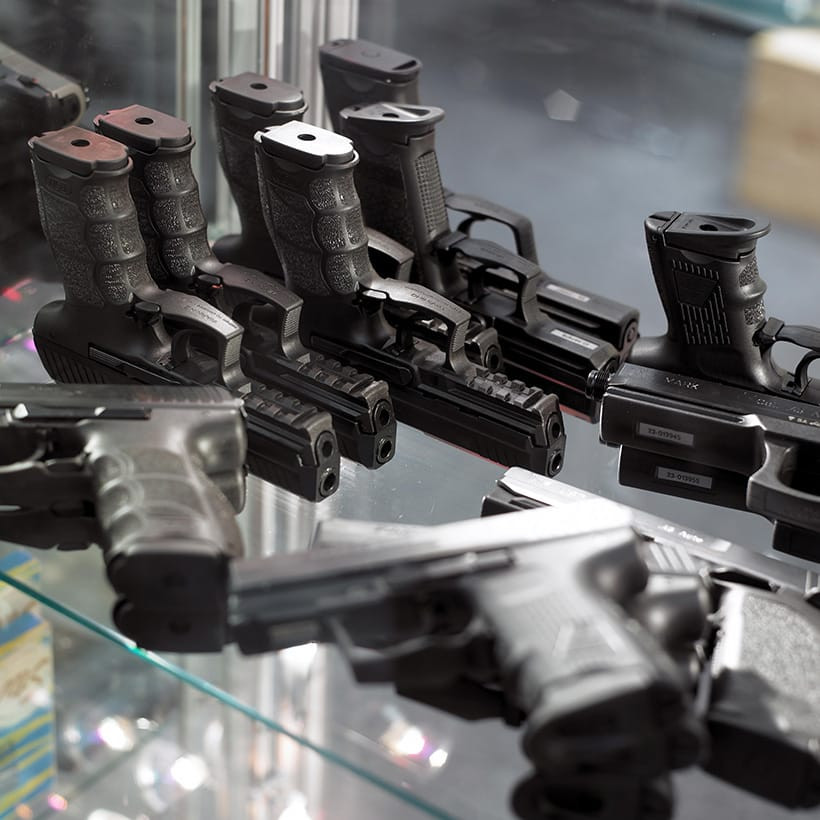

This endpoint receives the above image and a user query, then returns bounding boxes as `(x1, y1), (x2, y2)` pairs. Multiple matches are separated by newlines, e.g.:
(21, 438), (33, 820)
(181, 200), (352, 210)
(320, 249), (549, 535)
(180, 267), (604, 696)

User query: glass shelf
(0, 561), (456, 819)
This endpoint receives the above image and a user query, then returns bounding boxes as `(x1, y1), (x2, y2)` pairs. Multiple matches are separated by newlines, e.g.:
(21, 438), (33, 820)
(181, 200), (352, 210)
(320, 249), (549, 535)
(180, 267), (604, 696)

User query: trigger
(325, 616), (395, 682)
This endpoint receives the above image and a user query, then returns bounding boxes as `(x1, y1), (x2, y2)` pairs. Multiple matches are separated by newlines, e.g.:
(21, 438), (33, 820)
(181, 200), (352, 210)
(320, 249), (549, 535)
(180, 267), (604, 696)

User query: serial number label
(545, 283), (590, 303)
(655, 467), (713, 489)
(550, 328), (598, 350)
(638, 423), (693, 446)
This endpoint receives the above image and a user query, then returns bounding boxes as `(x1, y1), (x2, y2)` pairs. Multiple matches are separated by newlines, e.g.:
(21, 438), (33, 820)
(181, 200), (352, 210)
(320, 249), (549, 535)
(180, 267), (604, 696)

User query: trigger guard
(169, 328), (198, 369)
(0, 429), (48, 469)
(790, 350), (820, 396)
(747, 440), (820, 533)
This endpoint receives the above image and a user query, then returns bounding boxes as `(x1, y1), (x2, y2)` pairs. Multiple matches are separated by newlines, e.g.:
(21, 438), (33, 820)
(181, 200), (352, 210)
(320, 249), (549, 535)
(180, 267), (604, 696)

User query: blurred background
(1, 1), (820, 818)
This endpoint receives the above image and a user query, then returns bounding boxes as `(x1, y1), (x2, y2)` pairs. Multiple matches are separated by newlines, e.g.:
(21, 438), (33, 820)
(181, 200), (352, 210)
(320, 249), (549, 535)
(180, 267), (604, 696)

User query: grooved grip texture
(646, 218), (767, 349)
(635, 213), (775, 387)
(30, 131), (155, 307)
(340, 108), (451, 290)
(706, 586), (820, 808)
(209, 76), (305, 265)
(349, 138), (417, 252)
(90, 438), (243, 649)
(130, 149), (212, 284)
(467, 546), (688, 777)
(91, 443), (242, 576)
(256, 147), (370, 297)
(215, 116), (271, 242)
(413, 150), (449, 238)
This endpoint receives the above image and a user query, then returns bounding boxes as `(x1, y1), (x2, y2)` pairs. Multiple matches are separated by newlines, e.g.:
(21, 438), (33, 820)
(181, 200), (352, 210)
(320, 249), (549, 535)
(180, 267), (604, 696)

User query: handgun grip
(634, 211), (773, 387)
(254, 121), (371, 298)
(747, 438), (820, 535)
(339, 103), (453, 292)
(90, 436), (244, 651)
(466, 539), (697, 778)
(209, 73), (306, 270)
(319, 38), (421, 132)
(29, 126), (156, 307)
(94, 105), (212, 286)
(705, 584), (820, 808)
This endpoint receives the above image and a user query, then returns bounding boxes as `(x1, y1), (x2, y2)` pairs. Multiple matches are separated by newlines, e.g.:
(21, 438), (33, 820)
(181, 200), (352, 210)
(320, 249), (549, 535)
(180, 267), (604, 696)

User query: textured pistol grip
(647, 215), (767, 347)
(29, 126), (155, 307)
(95, 105), (212, 285)
(209, 74), (306, 269)
(255, 123), (370, 297)
(90, 441), (243, 649)
(638, 212), (772, 384)
(341, 105), (450, 261)
(214, 108), (271, 246)
(138, 149), (212, 283)
(706, 586), (820, 808)
(469, 551), (692, 778)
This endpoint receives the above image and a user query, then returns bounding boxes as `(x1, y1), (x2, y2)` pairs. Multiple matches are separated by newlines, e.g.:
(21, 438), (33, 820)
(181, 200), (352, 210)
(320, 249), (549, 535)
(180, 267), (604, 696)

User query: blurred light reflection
(170, 754), (208, 791)
(97, 716), (136, 751)
(278, 642), (318, 674)
(278, 796), (312, 820)
(429, 748), (449, 768)
(395, 726), (426, 757)
(47, 794), (68, 811)
(379, 710), (450, 770)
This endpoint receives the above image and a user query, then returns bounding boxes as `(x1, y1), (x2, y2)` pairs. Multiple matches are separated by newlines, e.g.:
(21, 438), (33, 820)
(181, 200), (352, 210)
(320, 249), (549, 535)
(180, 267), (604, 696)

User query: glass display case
(2, 1), (820, 818)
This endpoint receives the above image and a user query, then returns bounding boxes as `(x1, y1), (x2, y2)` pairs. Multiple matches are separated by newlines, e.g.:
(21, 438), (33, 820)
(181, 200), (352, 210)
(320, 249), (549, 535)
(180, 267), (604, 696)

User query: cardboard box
(736, 28), (820, 228)
(0, 551), (56, 818)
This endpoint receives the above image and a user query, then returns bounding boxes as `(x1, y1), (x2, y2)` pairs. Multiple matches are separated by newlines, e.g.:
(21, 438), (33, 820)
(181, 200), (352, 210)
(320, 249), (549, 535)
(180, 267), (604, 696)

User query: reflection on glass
(46, 792), (68, 811)
(95, 716), (136, 753)
(87, 810), (134, 820)
(135, 738), (209, 812)
(376, 705), (451, 773)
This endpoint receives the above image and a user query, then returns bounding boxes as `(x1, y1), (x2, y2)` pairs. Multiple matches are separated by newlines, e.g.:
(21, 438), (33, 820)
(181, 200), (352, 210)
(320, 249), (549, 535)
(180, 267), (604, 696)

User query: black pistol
(253, 119), (566, 474)
(0, 41), (86, 240)
(483, 466), (820, 815)
(589, 212), (820, 559)
(29, 125), (340, 501)
(210, 72), (307, 271)
(94, 104), (397, 469)
(0, 382), (246, 651)
(208, 71), (487, 365)
(337, 101), (626, 420)
(318, 39), (639, 366)
(229, 501), (702, 820)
